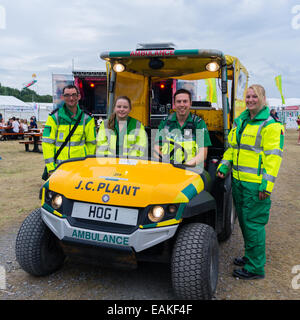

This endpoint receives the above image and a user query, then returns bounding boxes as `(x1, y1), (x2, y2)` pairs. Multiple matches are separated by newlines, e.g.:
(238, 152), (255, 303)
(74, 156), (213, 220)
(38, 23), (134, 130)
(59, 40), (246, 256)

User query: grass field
(0, 140), (44, 232)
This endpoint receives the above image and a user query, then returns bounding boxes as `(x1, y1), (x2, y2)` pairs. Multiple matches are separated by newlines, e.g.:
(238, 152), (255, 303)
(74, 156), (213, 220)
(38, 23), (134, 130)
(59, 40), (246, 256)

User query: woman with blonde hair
(96, 96), (147, 157)
(217, 84), (284, 280)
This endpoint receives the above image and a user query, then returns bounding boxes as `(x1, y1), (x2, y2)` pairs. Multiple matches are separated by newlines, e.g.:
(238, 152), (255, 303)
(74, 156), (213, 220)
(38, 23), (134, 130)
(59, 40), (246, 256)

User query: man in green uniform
(154, 88), (211, 165)
(42, 85), (96, 179)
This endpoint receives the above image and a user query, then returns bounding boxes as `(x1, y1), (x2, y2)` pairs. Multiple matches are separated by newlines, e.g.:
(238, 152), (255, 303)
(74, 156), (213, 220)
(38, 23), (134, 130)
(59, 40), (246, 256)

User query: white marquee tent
(0, 95), (34, 121)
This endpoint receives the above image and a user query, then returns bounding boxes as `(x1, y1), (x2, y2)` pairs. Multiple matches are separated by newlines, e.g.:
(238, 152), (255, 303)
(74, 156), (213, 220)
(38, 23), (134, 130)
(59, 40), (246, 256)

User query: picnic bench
(0, 132), (25, 141)
(19, 132), (43, 153)
(19, 140), (42, 152)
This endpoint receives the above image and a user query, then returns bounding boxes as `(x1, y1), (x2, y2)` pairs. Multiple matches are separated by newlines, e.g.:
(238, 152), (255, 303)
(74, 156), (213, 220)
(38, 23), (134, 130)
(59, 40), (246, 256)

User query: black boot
(233, 256), (248, 266)
(232, 268), (264, 280)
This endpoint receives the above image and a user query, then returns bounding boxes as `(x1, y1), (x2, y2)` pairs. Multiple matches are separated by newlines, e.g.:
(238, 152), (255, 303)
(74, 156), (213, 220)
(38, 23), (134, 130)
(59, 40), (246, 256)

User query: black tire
(217, 190), (236, 242)
(15, 208), (65, 276)
(171, 223), (219, 300)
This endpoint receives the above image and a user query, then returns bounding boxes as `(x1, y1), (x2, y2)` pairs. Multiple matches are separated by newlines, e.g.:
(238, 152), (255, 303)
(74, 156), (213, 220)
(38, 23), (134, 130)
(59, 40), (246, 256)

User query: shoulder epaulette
(191, 113), (202, 123)
(50, 107), (60, 115)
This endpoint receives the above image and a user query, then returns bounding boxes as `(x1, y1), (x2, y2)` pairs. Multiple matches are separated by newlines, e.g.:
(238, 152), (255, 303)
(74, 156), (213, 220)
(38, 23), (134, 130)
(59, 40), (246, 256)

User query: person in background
(270, 109), (279, 121)
(29, 116), (38, 129)
(296, 114), (300, 145)
(19, 119), (24, 133)
(217, 84), (284, 280)
(11, 117), (20, 133)
(0, 113), (4, 133)
(97, 96), (147, 157)
(20, 119), (29, 133)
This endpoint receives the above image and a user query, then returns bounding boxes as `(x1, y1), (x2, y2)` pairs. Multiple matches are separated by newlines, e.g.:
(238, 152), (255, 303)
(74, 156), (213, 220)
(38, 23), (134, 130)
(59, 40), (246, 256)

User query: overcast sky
(0, 0), (300, 100)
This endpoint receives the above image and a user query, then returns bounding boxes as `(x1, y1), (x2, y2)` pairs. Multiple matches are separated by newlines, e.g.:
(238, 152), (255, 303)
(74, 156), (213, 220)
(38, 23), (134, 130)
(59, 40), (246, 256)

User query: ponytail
(108, 112), (116, 130)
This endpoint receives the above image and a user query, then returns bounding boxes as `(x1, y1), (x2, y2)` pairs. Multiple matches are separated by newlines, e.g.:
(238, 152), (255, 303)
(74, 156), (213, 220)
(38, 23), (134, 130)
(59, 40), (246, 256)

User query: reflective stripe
(45, 157), (55, 164)
(56, 159), (64, 164)
(42, 138), (55, 144)
(55, 140), (85, 147)
(83, 113), (88, 134)
(233, 165), (263, 175)
(55, 141), (63, 147)
(254, 116), (273, 147)
(97, 145), (109, 151)
(88, 140), (97, 145)
(135, 121), (141, 130)
(239, 144), (263, 153)
(70, 140), (85, 147)
(263, 173), (276, 183)
(231, 143), (263, 153)
(220, 160), (232, 169)
(264, 149), (283, 157)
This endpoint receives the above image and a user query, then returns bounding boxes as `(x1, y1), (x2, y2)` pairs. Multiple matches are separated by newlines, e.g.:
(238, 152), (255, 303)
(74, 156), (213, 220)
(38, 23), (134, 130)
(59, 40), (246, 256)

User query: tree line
(0, 84), (52, 103)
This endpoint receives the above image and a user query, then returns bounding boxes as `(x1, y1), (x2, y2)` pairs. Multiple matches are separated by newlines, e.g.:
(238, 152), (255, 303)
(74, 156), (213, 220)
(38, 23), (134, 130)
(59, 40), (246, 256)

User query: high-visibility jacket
(96, 116), (147, 157)
(156, 113), (211, 163)
(218, 106), (284, 195)
(42, 104), (96, 172)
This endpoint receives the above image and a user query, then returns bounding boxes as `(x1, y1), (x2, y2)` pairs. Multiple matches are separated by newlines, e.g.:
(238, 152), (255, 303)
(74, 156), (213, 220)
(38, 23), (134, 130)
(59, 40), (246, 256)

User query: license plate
(72, 202), (138, 226)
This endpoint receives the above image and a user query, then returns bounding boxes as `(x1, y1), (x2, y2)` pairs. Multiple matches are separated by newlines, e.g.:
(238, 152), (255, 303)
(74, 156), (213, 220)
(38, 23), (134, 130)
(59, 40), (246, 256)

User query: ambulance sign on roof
(130, 50), (175, 57)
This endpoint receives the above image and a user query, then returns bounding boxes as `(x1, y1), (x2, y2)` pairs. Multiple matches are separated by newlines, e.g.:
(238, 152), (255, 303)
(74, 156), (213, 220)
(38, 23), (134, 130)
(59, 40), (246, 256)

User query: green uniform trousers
(232, 178), (271, 275)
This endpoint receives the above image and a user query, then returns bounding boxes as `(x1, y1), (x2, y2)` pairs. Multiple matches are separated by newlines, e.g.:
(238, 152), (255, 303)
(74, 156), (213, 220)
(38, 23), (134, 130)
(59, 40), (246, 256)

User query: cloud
(0, 0), (299, 98)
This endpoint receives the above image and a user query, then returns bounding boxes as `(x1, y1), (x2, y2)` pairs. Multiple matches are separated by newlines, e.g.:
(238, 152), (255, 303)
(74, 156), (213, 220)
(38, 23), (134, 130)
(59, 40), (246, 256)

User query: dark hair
(62, 84), (80, 95)
(174, 88), (192, 102)
(108, 96), (132, 130)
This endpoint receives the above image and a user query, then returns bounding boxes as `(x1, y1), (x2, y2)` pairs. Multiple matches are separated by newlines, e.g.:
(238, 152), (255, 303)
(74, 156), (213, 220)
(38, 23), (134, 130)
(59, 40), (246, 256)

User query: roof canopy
(101, 49), (248, 80)
(0, 95), (31, 107)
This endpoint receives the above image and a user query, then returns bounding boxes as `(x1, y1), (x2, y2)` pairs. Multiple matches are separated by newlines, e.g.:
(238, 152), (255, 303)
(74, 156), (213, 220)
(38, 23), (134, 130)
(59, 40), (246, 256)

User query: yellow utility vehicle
(16, 43), (248, 300)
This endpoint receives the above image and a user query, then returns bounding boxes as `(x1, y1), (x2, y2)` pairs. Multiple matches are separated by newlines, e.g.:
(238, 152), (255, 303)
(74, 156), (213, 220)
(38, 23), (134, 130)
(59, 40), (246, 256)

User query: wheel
(217, 189), (236, 242)
(15, 208), (65, 276)
(171, 223), (219, 300)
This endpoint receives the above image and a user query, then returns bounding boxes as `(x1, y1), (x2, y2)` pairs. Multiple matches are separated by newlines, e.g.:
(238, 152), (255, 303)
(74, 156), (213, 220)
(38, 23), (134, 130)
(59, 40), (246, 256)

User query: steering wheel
(153, 139), (188, 164)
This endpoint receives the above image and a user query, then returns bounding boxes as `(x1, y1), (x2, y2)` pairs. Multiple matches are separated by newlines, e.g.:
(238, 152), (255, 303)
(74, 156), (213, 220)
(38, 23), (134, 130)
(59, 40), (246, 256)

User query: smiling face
(245, 87), (265, 117)
(62, 87), (81, 110)
(114, 98), (131, 121)
(174, 93), (191, 119)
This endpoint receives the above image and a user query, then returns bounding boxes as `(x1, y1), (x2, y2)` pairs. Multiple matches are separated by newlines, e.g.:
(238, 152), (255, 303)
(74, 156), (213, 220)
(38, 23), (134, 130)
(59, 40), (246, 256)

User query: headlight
(148, 205), (165, 222)
(206, 61), (220, 72)
(113, 63), (125, 72)
(51, 194), (63, 210)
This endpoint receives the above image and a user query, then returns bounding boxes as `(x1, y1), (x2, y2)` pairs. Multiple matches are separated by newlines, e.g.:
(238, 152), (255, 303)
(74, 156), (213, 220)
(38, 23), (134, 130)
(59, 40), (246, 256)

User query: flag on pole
(22, 79), (37, 89)
(205, 78), (217, 103)
(275, 75), (285, 105)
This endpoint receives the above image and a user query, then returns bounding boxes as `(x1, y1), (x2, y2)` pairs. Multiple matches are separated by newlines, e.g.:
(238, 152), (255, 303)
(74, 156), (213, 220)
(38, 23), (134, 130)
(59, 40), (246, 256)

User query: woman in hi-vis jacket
(217, 84), (284, 280)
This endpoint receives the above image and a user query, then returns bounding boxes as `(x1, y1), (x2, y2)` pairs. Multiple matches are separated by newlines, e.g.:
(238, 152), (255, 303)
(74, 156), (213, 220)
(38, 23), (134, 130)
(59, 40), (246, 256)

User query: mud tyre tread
(15, 208), (65, 276)
(171, 223), (218, 300)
